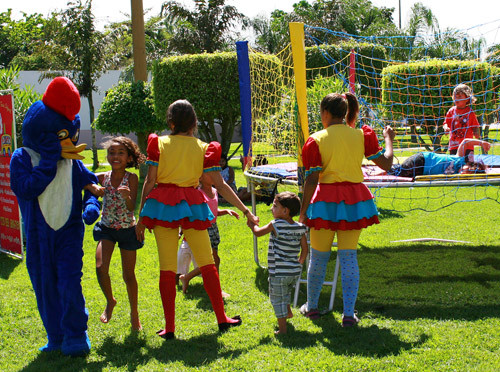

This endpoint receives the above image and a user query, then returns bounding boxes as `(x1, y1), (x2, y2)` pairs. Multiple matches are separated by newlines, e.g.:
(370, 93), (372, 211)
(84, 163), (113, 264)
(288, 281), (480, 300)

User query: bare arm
(119, 173), (138, 212)
(298, 234), (309, 264)
(473, 127), (481, 139)
(247, 221), (274, 237)
(217, 208), (240, 219)
(207, 170), (259, 225)
(135, 165), (157, 241)
(457, 139), (490, 157)
(371, 126), (395, 171)
(299, 171), (319, 224)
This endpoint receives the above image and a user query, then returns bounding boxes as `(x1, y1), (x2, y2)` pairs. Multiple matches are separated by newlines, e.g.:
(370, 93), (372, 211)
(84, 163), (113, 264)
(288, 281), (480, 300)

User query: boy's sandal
(218, 315), (242, 332)
(341, 312), (360, 327)
(300, 303), (321, 320)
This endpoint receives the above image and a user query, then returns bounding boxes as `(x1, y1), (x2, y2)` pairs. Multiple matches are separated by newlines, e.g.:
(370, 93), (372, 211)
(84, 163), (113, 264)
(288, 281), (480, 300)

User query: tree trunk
(87, 94), (99, 170)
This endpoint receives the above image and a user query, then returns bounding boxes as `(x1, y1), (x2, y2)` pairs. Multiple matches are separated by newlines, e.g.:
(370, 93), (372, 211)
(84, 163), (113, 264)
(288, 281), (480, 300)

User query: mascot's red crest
(42, 77), (81, 121)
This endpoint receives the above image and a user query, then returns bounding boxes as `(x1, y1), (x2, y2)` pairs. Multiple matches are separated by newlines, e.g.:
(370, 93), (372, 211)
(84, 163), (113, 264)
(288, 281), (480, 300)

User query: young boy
(247, 191), (308, 335)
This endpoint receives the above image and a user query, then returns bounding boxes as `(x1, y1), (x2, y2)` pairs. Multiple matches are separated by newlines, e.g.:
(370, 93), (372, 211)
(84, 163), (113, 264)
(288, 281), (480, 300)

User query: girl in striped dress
(135, 100), (258, 339)
(299, 92), (394, 326)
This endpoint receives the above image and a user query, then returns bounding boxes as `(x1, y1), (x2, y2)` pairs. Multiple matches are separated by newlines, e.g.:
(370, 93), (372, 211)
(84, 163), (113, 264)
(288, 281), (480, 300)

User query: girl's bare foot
(131, 312), (142, 331)
(221, 290), (231, 298)
(179, 274), (189, 294)
(100, 298), (117, 323)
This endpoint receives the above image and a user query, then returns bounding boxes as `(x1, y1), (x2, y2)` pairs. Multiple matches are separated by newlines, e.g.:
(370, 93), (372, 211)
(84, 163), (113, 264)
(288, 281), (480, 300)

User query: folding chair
(293, 242), (340, 312)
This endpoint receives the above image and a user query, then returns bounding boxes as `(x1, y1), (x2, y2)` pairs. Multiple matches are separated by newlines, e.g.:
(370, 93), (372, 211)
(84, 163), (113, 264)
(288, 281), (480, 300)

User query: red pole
(349, 49), (355, 94)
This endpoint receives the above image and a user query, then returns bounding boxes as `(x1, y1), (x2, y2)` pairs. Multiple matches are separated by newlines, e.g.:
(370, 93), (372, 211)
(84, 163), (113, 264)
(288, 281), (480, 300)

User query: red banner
(0, 92), (23, 258)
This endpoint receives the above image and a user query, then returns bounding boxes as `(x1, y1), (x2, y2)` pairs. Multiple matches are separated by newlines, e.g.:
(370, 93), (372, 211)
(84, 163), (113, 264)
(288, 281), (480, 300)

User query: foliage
(160, 0), (247, 54)
(306, 42), (387, 102)
(0, 10), (48, 69)
(0, 65), (42, 147)
(381, 59), (495, 136)
(39, 0), (106, 170)
(252, 0), (398, 53)
(153, 52), (241, 155)
(94, 80), (164, 149)
(306, 75), (345, 132)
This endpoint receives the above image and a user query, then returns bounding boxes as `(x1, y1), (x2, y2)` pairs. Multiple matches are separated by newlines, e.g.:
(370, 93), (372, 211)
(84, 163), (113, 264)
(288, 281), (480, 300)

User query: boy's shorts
(207, 222), (220, 251)
(269, 275), (299, 319)
(93, 221), (144, 251)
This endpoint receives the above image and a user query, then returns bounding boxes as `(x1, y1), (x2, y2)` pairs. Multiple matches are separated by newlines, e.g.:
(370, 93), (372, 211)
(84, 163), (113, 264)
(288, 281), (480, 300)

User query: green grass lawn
(1, 149), (500, 371)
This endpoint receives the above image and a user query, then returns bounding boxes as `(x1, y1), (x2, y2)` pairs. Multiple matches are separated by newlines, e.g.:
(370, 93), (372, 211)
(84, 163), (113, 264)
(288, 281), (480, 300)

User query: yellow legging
(310, 228), (362, 252)
(153, 226), (214, 272)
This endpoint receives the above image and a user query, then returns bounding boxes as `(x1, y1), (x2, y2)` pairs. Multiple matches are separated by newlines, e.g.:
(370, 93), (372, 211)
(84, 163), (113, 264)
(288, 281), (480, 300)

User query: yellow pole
(289, 22), (309, 167)
(131, 0), (147, 82)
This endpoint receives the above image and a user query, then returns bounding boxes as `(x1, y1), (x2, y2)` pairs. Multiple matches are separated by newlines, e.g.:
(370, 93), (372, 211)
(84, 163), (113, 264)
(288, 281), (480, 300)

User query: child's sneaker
(342, 313), (359, 327)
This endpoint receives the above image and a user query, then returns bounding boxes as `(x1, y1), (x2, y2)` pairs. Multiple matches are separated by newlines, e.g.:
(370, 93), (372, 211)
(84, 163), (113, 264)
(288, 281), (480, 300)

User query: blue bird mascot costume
(10, 77), (100, 356)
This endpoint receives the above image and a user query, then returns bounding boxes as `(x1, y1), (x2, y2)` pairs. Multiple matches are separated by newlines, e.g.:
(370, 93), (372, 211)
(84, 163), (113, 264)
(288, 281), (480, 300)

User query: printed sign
(0, 92), (23, 258)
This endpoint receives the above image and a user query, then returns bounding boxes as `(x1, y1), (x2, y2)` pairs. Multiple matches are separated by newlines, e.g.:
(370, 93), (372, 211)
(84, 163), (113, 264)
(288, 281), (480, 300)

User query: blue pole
(236, 41), (252, 168)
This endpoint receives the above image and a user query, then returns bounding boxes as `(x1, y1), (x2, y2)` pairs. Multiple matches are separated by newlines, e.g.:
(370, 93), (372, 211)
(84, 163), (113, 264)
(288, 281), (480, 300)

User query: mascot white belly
(24, 147), (73, 231)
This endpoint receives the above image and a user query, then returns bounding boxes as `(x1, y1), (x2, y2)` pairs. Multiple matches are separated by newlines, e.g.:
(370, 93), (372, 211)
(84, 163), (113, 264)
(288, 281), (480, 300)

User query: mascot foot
(61, 333), (91, 357)
(39, 338), (63, 352)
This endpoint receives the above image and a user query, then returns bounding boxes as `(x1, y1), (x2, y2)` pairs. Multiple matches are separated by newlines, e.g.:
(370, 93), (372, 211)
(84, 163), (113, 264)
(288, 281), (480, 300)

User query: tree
(160, 0), (247, 54)
(42, 0), (106, 170)
(0, 65), (42, 147)
(0, 10), (51, 69)
(94, 81), (164, 156)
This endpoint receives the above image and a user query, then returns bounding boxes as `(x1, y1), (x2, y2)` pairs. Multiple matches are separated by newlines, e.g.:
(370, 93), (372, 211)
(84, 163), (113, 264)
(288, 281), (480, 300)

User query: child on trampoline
(90, 136), (145, 331)
(247, 191), (308, 335)
(389, 138), (490, 178)
(443, 83), (481, 156)
(177, 173), (240, 297)
(299, 92), (395, 327)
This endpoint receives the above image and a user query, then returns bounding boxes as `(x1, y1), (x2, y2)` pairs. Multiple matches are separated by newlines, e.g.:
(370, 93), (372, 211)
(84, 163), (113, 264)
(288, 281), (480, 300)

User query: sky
(5, 0), (500, 46)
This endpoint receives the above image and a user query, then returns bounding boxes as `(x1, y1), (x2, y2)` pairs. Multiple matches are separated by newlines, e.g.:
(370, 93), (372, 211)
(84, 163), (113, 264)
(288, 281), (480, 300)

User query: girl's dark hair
(101, 136), (146, 169)
(275, 191), (301, 217)
(167, 99), (197, 134)
(320, 92), (359, 126)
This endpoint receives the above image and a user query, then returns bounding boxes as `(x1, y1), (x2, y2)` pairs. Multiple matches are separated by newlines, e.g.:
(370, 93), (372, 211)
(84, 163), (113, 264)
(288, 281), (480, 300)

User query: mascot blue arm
(9, 77), (99, 356)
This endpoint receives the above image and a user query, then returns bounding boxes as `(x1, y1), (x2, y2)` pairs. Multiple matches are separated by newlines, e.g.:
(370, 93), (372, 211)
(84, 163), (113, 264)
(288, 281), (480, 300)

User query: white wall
(17, 70), (242, 148)
(17, 70), (136, 146)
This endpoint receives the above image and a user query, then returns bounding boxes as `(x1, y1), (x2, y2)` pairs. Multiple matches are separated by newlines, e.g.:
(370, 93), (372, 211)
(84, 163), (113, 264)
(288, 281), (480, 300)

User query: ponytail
(344, 92), (359, 127)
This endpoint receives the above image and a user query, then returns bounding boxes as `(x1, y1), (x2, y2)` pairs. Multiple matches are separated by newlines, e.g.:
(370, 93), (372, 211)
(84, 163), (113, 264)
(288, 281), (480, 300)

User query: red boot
(200, 264), (242, 331)
(157, 270), (176, 338)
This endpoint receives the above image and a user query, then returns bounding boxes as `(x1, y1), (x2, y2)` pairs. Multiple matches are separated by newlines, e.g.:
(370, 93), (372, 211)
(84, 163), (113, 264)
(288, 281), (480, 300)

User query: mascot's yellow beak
(60, 138), (87, 160)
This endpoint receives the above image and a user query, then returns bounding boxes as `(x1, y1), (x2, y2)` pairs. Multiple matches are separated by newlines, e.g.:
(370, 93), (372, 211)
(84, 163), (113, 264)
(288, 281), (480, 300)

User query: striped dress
(268, 219), (307, 277)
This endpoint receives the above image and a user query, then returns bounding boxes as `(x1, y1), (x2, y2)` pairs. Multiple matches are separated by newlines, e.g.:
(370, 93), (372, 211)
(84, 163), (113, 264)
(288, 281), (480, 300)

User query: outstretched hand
(245, 210), (259, 227)
(227, 209), (240, 219)
(383, 126), (395, 141)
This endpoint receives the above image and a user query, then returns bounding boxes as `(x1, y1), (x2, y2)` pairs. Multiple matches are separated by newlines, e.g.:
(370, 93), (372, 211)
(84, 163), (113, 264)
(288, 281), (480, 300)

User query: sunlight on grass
(1, 147), (500, 371)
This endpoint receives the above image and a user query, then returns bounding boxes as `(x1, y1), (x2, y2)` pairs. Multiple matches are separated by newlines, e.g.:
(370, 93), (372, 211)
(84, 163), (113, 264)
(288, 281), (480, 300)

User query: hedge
(153, 52), (282, 156)
(381, 59), (496, 132)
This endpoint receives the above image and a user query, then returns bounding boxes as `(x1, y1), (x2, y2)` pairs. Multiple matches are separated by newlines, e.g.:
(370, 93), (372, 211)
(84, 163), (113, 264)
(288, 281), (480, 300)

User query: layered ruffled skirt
(306, 182), (379, 231)
(140, 183), (214, 230)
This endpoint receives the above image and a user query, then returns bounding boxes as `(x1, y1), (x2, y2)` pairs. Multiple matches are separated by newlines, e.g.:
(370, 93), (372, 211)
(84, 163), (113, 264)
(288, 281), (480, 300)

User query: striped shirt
(268, 219), (307, 277)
